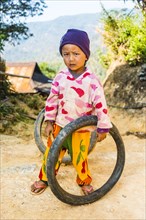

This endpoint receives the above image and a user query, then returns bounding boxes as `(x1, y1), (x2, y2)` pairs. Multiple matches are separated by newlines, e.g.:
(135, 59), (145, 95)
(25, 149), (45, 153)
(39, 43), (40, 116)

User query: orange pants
(39, 124), (93, 186)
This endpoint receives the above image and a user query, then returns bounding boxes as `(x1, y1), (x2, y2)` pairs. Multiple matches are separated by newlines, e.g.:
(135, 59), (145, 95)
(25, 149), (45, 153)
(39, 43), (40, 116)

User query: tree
(0, 0), (47, 52)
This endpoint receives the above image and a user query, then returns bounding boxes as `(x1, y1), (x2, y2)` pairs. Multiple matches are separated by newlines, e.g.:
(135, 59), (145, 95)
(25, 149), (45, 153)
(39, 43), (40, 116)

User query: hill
(3, 13), (102, 64)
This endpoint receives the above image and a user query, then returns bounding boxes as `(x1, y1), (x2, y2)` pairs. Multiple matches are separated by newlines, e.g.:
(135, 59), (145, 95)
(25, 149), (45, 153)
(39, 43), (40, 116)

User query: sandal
(81, 185), (94, 195)
(31, 181), (48, 195)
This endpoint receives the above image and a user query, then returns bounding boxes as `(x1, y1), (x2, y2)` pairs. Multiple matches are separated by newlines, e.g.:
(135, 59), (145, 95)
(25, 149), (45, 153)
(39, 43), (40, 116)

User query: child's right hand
(44, 121), (54, 137)
(97, 132), (107, 142)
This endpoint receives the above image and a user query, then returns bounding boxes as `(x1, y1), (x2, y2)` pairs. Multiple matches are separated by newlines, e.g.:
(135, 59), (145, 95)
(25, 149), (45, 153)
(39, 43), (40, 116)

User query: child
(31, 29), (112, 195)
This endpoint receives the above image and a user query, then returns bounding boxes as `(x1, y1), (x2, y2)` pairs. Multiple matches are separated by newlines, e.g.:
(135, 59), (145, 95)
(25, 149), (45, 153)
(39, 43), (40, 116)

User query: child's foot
(81, 185), (94, 195)
(31, 180), (48, 195)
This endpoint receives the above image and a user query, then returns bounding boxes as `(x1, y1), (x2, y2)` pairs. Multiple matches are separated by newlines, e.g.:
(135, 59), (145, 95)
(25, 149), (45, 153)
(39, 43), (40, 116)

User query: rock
(103, 63), (146, 109)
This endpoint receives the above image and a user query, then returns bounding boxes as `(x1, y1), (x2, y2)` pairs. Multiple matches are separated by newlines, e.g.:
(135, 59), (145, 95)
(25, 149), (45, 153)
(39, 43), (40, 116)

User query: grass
(0, 93), (47, 136)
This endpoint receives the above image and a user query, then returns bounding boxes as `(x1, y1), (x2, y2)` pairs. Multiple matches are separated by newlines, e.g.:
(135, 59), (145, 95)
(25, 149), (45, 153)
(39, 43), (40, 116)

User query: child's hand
(45, 121), (54, 137)
(97, 132), (107, 142)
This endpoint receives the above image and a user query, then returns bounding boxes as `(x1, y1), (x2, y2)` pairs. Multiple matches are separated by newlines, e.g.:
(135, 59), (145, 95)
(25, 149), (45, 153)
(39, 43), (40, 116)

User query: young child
(31, 29), (112, 195)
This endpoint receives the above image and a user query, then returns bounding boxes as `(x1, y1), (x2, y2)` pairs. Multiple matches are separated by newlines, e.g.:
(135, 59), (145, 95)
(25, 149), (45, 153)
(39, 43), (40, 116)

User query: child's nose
(69, 54), (74, 61)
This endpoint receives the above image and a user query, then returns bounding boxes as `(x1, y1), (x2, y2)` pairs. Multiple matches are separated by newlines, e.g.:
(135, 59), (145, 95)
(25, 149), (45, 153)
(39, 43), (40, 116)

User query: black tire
(34, 108), (97, 163)
(34, 108), (46, 154)
(47, 115), (125, 206)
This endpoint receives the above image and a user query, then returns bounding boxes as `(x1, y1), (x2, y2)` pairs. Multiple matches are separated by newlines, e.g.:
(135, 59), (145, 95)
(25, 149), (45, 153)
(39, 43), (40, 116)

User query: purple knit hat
(59, 29), (90, 59)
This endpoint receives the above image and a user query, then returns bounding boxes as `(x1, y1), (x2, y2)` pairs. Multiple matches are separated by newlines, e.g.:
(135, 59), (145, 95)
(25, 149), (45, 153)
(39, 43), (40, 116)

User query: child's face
(62, 44), (87, 74)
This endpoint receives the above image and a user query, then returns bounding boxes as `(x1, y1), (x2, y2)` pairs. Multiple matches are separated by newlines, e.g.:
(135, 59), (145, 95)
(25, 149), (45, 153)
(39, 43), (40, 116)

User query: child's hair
(59, 29), (90, 59)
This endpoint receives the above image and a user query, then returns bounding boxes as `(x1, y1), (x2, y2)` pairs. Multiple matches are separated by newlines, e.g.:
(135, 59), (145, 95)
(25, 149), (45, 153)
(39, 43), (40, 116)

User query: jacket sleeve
(44, 76), (59, 122)
(91, 76), (112, 130)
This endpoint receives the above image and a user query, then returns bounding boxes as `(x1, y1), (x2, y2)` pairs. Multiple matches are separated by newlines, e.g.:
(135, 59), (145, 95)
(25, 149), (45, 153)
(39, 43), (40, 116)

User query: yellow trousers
(39, 124), (92, 186)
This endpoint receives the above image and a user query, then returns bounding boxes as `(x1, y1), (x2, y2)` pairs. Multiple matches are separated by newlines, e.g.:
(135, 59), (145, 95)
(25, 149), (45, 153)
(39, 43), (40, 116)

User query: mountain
(3, 13), (103, 63)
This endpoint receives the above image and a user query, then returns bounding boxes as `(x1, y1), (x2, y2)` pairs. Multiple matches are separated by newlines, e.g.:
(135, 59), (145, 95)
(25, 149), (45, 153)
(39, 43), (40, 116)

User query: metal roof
(5, 62), (51, 93)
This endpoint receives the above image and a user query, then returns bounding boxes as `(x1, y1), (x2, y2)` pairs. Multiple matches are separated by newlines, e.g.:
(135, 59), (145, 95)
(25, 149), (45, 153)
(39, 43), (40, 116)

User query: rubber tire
(47, 115), (125, 206)
(34, 108), (46, 154)
(34, 108), (97, 164)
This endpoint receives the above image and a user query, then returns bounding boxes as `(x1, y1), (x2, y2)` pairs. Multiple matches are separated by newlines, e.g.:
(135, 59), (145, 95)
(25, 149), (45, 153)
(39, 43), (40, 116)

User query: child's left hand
(97, 132), (107, 142)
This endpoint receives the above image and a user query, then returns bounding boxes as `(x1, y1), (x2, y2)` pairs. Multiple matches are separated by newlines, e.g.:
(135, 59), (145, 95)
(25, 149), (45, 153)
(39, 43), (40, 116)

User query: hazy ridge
(3, 13), (103, 63)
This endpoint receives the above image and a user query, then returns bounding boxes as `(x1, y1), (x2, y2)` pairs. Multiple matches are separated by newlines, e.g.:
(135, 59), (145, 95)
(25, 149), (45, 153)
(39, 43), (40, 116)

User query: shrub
(98, 9), (146, 67)
(0, 57), (12, 99)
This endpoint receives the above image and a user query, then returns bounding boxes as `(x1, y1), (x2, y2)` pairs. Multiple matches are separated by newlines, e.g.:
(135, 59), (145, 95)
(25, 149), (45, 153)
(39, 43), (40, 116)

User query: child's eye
(63, 53), (69, 56)
(74, 53), (79, 56)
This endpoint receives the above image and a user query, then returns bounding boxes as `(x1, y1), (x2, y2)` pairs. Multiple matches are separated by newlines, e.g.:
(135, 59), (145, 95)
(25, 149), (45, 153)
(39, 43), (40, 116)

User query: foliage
(98, 9), (146, 67)
(39, 62), (57, 79)
(0, 0), (47, 52)
(0, 94), (27, 133)
(0, 57), (13, 100)
(17, 93), (46, 111)
(0, 57), (6, 72)
(0, 93), (46, 133)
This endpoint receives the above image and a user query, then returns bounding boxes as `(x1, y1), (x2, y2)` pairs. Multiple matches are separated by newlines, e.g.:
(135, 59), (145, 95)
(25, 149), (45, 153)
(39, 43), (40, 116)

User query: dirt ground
(0, 108), (145, 220)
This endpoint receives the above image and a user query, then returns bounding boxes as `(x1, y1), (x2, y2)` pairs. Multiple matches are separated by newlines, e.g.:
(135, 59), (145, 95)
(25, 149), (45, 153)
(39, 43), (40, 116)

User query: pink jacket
(44, 68), (112, 130)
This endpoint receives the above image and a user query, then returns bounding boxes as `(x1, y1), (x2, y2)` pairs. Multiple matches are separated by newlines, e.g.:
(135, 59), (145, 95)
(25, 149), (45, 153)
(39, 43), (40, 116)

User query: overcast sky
(27, 0), (135, 22)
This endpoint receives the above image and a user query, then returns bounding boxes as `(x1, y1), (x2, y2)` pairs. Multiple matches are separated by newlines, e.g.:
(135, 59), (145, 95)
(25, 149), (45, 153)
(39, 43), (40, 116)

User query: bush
(98, 9), (146, 67)
(20, 93), (46, 111)
(39, 62), (57, 78)
(0, 57), (13, 100)
(0, 93), (46, 133)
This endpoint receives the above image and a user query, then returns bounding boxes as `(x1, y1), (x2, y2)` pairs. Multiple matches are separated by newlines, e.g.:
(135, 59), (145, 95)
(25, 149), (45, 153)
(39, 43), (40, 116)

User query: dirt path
(0, 110), (145, 220)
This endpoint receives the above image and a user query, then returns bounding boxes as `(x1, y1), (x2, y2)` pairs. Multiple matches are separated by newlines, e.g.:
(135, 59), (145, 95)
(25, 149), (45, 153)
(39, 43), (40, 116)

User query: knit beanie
(59, 29), (90, 59)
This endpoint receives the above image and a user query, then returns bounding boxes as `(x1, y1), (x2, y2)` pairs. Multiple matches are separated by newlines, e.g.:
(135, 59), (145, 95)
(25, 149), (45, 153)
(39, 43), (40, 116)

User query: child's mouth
(69, 64), (76, 68)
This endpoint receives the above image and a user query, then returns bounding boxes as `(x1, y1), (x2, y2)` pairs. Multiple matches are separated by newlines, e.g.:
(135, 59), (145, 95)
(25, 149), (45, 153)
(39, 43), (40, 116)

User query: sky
(27, 0), (136, 22)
